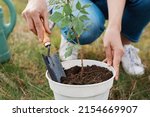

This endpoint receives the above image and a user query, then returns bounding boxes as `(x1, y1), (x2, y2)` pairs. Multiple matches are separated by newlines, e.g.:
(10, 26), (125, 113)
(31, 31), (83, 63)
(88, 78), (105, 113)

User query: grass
(0, 0), (150, 100)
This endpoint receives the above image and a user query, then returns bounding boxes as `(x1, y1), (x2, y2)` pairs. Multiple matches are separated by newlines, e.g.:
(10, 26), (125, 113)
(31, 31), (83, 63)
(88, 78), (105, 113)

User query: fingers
(113, 48), (124, 80)
(22, 10), (51, 43)
(103, 58), (107, 63)
(104, 44), (124, 80)
(105, 45), (113, 66)
(22, 11), (37, 35)
(32, 13), (44, 42)
(42, 12), (51, 34)
(26, 16), (37, 35)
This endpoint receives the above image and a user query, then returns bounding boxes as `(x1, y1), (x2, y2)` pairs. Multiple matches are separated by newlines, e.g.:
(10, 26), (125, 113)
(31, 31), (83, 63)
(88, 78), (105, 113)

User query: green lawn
(0, 0), (150, 100)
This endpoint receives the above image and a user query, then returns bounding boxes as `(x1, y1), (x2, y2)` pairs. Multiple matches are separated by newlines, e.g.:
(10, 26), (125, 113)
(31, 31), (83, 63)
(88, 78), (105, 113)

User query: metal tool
(42, 32), (66, 83)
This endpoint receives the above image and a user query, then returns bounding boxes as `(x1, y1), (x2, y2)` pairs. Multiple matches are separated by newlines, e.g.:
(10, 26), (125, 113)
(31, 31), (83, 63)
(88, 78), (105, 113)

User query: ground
(0, 0), (150, 100)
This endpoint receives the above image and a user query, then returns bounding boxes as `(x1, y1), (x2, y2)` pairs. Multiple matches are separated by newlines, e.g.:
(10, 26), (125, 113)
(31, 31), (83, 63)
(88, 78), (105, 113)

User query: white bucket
(46, 60), (116, 100)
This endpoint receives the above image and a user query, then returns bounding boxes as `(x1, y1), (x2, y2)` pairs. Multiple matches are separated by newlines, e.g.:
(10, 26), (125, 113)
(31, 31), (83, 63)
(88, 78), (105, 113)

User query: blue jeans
(61, 0), (150, 44)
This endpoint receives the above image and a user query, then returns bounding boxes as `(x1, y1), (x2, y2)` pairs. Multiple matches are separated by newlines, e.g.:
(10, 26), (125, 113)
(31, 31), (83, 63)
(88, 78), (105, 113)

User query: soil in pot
(61, 65), (113, 85)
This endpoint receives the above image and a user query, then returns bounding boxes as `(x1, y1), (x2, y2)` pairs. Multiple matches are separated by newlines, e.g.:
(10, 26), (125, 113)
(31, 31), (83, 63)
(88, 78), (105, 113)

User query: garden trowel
(42, 32), (66, 83)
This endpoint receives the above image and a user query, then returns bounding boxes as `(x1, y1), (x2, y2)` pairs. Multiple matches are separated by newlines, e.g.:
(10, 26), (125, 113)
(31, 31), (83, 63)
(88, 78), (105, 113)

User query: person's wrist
(107, 22), (121, 32)
(106, 26), (121, 34)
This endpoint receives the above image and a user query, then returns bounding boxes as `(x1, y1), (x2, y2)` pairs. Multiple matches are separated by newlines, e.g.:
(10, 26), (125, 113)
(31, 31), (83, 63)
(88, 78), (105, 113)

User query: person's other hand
(22, 0), (51, 42)
(103, 27), (124, 80)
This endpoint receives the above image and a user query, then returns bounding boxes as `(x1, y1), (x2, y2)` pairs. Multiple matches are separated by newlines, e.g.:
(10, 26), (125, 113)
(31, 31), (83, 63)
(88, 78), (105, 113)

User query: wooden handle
(43, 32), (51, 47)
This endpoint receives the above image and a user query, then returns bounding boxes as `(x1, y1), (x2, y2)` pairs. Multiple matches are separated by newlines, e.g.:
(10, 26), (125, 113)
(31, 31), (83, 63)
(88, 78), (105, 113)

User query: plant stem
(73, 32), (84, 78)
(71, 27), (84, 77)
(67, 0), (84, 77)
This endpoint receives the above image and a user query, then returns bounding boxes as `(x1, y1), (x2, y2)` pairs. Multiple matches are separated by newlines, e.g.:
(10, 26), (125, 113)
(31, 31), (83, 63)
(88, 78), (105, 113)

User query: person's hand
(22, 0), (51, 42)
(103, 27), (124, 80)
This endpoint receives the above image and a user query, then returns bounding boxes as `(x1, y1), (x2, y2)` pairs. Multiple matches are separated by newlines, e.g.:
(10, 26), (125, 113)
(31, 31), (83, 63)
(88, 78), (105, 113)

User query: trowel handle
(43, 32), (51, 47)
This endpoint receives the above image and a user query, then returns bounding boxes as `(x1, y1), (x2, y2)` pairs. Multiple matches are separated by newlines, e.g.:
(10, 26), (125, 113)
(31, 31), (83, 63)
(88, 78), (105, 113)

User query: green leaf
(76, 1), (82, 10)
(50, 12), (63, 23)
(55, 5), (61, 9)
(63, 4), (72, 15)
(68, 31), (76, 40)
(61, 17), (70, 28)
(65, 44), (80, 58)
(82, 4), (91, 9)
(73, 18), (84, 36)
(65, 46), (73, 58)
(80, 9), (89, 14)
(79, 15), (90, 21)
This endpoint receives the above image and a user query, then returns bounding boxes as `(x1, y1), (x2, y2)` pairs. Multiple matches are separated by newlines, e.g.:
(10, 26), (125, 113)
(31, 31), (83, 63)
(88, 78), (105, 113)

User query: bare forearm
(107, 0), (126, 31)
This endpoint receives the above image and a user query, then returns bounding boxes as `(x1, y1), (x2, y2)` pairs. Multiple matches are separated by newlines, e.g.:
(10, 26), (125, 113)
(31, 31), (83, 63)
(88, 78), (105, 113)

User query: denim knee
(121, 0), (150, 42)
(61, 0), (105, 45)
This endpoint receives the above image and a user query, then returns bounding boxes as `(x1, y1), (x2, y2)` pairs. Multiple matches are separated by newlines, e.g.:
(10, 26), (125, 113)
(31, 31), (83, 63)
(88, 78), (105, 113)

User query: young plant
(49, 0), (91, 75)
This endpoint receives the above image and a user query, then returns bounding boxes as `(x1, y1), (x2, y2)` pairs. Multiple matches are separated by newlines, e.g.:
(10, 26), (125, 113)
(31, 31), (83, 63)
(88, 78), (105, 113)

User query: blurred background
(0, 0), (150, 100)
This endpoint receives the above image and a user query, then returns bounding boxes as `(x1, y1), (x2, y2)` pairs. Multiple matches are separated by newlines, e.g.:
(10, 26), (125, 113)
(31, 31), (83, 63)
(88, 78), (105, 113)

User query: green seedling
(49, 0), (91, 76)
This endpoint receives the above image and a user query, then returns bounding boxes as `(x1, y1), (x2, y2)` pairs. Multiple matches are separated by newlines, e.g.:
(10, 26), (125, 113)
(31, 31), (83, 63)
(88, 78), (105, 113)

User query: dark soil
(61, 65), (113, 85)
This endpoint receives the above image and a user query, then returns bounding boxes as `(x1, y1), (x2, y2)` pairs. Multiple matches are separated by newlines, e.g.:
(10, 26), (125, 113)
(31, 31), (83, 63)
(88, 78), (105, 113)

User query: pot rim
(46, 59), (116, 88)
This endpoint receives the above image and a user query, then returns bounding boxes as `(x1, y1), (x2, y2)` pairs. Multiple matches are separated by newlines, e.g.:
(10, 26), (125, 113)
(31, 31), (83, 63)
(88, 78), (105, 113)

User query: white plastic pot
(46, 60), (115, 100)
